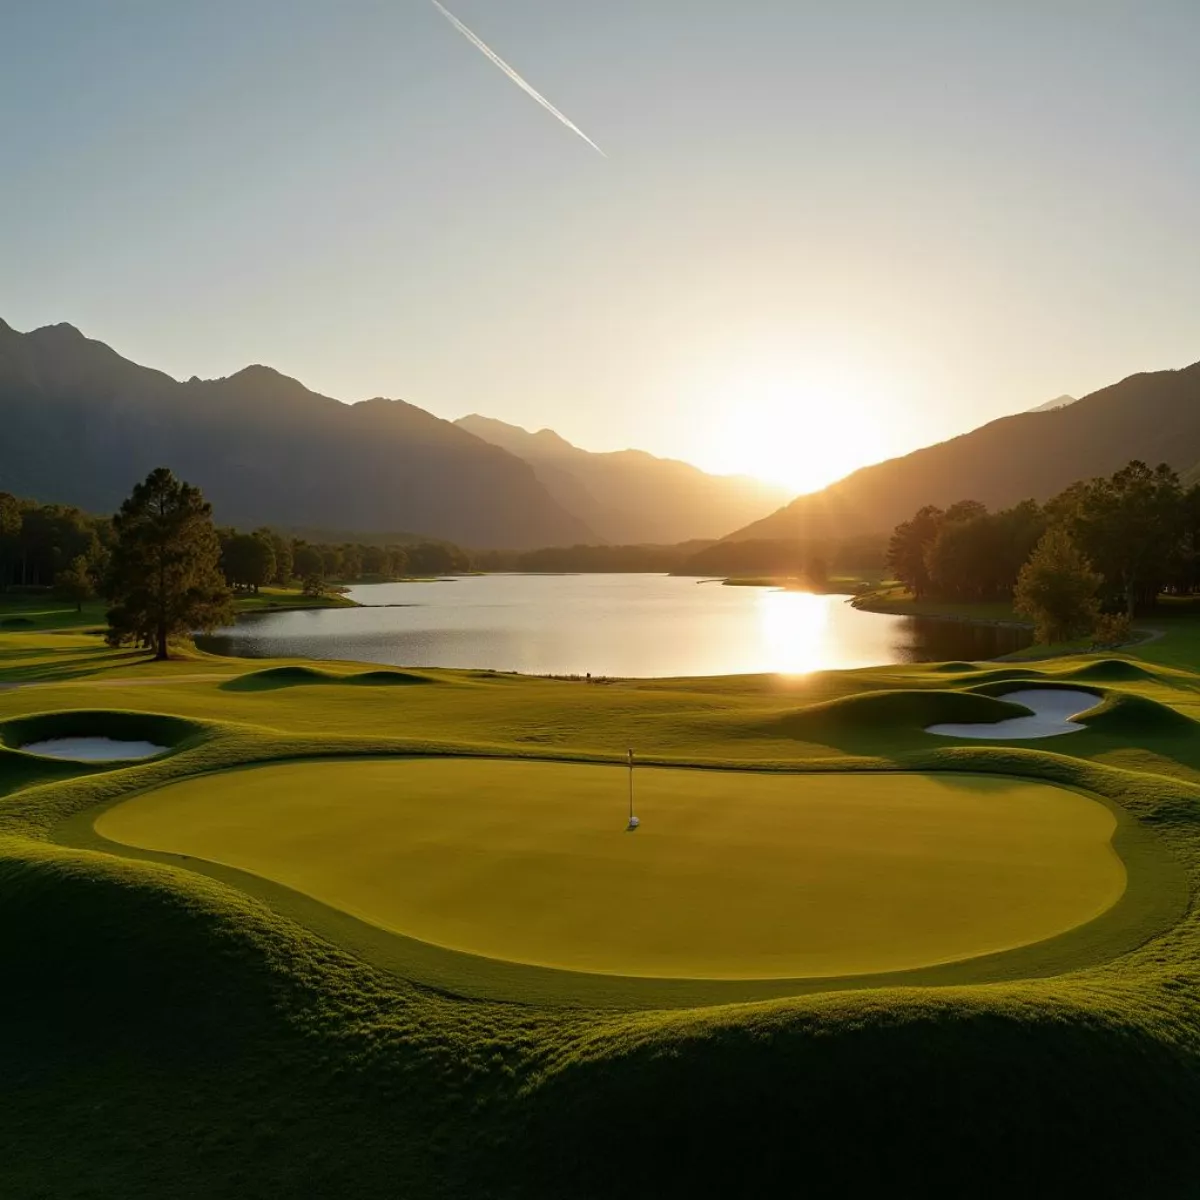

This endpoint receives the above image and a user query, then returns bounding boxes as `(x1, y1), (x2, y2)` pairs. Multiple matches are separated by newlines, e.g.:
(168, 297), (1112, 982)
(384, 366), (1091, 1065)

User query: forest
(886, 460), (1200, 617)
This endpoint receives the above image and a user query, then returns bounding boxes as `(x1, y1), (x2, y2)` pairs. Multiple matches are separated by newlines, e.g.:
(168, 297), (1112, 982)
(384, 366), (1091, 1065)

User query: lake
(198, 575), (1031, 677)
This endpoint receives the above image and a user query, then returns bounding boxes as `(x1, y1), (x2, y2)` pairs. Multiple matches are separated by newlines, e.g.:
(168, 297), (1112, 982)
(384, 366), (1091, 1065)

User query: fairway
(96, 759), (1126, 979)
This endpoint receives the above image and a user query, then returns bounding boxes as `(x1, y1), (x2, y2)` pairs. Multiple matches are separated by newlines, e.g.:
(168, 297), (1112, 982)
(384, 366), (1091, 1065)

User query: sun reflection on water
(757, 588), (834, 675)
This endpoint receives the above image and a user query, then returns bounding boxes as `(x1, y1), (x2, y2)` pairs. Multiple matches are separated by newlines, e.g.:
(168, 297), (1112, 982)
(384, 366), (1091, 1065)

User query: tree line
(0, 486), (473, 609)
(216, 529), (470, 596)
(474, 542), (711, 574)
(886, 460), (1200, 642)
(671, 534), (887, 581)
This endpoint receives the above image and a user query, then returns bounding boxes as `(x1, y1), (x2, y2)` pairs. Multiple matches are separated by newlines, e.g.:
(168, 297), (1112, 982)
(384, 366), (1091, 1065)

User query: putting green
(96, 759), (1126, 980)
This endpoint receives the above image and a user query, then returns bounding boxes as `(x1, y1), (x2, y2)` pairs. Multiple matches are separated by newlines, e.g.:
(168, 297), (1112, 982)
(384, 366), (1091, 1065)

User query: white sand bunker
(20, 737), (168, 762)
(927, 689), (1100, 740)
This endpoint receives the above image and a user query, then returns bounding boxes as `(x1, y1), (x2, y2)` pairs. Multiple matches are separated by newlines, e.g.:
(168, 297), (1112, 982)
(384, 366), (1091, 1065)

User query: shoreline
(852, 590), (1160, 659)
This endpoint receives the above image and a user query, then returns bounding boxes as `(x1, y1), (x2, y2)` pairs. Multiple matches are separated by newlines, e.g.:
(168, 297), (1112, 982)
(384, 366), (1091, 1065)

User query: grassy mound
(764, 689), (1032, 741)
(221, 665), (335, 691)
(1077, 693), (1199, 739)
(519, 988), (1200, 1198)
(223, 665), (437, 691)
(1063, 658), (1161, 683)
(0, 709), (204, 755)
(929, 660), (979, 673)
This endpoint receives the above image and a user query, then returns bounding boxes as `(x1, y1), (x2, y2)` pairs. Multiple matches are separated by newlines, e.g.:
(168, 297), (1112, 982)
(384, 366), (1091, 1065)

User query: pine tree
(105, 468), (233, 660)
(1013, 527), (1101, 644)
(55, 555), (95, 613)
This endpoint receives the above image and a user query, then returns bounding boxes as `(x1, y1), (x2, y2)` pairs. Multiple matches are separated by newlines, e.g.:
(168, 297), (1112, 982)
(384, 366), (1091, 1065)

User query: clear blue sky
(3, 1), (1198, 490)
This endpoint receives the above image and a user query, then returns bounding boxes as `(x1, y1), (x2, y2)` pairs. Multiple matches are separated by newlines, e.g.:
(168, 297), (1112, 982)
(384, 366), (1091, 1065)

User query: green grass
(231, 585), (358, 612)
(92, 759), (1128, 981)
(5, 623), (1200, 1194)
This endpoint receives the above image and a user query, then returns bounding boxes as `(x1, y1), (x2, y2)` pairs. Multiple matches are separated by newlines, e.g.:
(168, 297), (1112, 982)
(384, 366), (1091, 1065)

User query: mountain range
(7, 318), (1198, 553)
(455, 414), (788, 544)
(726, 361), (1200, 543)
(0, 320), (781, 548)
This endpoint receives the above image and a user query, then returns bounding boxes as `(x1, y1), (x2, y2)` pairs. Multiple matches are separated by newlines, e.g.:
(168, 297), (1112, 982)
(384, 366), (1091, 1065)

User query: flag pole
(627, 747), (638, 830)
(628, 748), (633, 822)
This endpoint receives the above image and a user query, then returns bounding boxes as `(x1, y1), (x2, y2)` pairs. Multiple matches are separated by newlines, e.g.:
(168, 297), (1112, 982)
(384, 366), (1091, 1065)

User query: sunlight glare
(683, 350), (895, 494)
(758, 588), (833, 675)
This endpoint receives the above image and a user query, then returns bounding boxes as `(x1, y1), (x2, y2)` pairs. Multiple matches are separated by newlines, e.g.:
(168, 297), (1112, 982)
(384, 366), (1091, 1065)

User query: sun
(684, 354), (895, 495)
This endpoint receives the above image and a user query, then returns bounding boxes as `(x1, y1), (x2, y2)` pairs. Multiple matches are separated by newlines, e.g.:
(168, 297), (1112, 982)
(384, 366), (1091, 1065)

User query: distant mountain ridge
(0, 320), (596, 549)
(726, 361), (1200, 542)
(455, 414), (790, 544)
(1027, 394), (1077, 413)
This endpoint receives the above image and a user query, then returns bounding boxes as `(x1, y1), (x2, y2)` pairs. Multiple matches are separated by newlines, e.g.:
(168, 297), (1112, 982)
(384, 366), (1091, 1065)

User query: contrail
(429, 0), (606, 157)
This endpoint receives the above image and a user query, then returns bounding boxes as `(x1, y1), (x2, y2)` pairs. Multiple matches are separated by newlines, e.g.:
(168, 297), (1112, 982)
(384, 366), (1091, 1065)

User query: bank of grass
(855, 584), (1200, 668)
(230, 584), (358, 612)
(721, 573), (878, 593)
(853, 583), (1024, 625)
(4, 627), (1200, 1194)
(0, 584), (354, 635)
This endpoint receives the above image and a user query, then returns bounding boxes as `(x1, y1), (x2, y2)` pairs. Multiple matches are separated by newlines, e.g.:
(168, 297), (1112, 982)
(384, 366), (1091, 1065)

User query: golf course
(3, 600), (1200, 1194)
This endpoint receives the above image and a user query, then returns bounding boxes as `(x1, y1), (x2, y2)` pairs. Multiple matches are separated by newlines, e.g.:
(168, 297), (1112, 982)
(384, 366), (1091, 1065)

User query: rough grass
(4, 629), (1200, 1196)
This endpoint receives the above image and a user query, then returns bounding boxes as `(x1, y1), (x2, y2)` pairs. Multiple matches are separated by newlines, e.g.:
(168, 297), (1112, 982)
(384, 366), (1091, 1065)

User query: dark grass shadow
(0, 647), (151, 685)
(221, 665), (438, 692)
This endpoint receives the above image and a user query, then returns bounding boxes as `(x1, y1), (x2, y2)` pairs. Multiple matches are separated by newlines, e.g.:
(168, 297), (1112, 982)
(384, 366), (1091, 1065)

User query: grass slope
(4, 611), (1200, 1195)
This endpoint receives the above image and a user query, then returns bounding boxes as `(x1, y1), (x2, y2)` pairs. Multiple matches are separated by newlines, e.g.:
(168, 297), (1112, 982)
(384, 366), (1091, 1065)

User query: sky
(3, 1), (1199, 494)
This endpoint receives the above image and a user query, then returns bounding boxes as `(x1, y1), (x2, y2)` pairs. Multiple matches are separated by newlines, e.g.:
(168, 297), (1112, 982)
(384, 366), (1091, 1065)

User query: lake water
(198, 575), (1031, 678)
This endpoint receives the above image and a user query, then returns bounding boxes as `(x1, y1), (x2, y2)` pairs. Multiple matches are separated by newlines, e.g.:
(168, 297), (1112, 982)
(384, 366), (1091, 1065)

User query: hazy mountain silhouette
(456, 414), (789, 544)
(726, 362), (1200, 542)
(0, 320), (598, 548)
(1027, 394), (1077, 413)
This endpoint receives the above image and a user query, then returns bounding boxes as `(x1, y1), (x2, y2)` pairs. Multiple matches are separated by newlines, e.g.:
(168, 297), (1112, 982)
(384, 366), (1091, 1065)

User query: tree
(886, 505), (944, 599)
(269, 532), (294, 586)
(1013, 527), (1101, 644)
(320, 546), (344, 579)
(339, 544), (363, 581)
(1065, 461), (1183, 616)
(0, 492), (19, 591)
(221, 531), (275, 593)
(56, 555), (95, 612)
(293, 543), (324, 580)
(386, 545), (410, 578)
(105, 468), (233, 660)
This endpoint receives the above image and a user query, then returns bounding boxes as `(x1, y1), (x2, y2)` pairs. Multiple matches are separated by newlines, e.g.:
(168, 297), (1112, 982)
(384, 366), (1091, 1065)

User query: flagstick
(627, 747), (639, 830)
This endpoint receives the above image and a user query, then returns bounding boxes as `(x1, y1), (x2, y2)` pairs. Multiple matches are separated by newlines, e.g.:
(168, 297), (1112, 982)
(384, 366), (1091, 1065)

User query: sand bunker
(927, 689), (1099, 740)
(21, 737), (167, 762)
